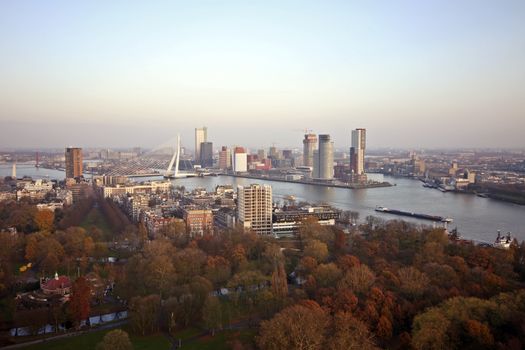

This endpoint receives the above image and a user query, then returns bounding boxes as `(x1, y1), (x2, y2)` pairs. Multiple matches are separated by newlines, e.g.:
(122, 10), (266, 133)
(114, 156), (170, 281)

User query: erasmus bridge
(104, 135), (203, 178)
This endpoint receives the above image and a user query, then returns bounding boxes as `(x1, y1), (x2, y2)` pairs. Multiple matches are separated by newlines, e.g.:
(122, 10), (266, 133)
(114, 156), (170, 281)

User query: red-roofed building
(40, 273), (72, 296)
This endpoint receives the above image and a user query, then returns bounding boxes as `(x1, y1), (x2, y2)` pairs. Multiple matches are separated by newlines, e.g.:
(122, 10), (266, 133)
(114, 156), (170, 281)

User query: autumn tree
(257, 301), (330, 350)
(304, 239), (329, 262)
(129, 294), (160, 336)
(69, 276), (91, 328)
(329, 311), (379, 350)
(34, 209), (55, 232)
(338, 264), (375, 295)
(96, 329), (133, 350)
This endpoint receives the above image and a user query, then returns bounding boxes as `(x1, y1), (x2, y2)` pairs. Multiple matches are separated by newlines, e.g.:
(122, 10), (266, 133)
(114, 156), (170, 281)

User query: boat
(375, 206), (453, 223)
(493, 230), (513, 249)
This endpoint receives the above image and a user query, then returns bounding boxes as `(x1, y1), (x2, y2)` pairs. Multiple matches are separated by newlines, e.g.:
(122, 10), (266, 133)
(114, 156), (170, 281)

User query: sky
(0, 0), (524, 150)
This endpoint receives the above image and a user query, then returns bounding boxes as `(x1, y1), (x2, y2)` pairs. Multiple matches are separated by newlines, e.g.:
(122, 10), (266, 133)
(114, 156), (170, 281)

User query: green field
(22, 327), (170, 350)
(18, 326), (255, 350)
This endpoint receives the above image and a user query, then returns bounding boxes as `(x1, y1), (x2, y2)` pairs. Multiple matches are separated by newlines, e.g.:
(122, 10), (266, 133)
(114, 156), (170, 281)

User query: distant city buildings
(65, 147), (82, 179)
(194, 127), (207, 164)
(237, 184), (273, 235)
(313, 134), (334, 180)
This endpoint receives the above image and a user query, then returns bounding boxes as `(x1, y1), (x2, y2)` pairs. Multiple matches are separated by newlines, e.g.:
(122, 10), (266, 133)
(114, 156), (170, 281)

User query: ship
(493, 230), (513, 249)
(375, 206), (453, 223)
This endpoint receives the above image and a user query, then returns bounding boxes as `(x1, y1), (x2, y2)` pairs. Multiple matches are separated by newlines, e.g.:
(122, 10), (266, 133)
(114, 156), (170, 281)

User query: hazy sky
(1, 0), (524, 150)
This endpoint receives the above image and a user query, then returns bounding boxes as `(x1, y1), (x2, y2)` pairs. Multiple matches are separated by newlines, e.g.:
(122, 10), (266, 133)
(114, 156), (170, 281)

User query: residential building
(65, 147), (82, 179)
(303, 133), (317, 167)
(182, 206), (213, 236)
(313, 134), (334, 180)
(350, 128), (366, 175)
(237, 184), (273, 235)
(218, 146), (231, 170)
(232, 147), (247, 173)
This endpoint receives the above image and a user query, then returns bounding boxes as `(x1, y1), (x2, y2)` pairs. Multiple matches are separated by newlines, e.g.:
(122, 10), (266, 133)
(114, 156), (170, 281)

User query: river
(1, 164), (523, 243)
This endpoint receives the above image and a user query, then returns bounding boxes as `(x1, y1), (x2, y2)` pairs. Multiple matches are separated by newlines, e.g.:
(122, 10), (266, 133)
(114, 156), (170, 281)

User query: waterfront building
(350, 129), (366, 175)
(303, 133), (317, 167)
(194, 127), (207, 164)
(232, 147), (248, 173)
(65, 147), (82, 179)
(99, 181), (172, 198)
(200, 142), (213, 167)
(237, 184), (273, 235)
(272, 205), (340, 237)
(313, 134), (334, 180)
(218, 146), (231, 170)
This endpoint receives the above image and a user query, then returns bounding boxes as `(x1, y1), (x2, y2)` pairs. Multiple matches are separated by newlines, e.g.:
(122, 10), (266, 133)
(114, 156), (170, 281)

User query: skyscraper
(218, 146), (231, 170)
(200, 142), (213, 167)
(302, 133), (317, 167)
(237, 184), (273, 235)
(194, 127), (207, 164)
(350, 128), (366, 175)
(65, 147), (83, 179)
(313, 135), (334, 180)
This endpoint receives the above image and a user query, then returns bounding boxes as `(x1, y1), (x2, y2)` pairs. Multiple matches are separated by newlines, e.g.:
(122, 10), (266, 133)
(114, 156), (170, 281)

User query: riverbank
(221, 173), (392, 189)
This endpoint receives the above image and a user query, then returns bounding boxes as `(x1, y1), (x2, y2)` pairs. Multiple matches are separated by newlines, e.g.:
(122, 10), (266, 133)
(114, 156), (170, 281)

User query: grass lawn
(80, 207), (113, 239)
(178, 329), (257, 350)
(22, 327), (170, 350)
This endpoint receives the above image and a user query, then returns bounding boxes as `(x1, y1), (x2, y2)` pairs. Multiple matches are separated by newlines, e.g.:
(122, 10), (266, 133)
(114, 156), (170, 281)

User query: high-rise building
(313, 135), (334, 180)
(350, 128), (366, 175)
(232, 147), (247, 173)
(302, 133), (317, 167)
(218, 146), (231, 170)
(194, 127), (207, 164)
(257, 149), (267, 160)
(65, 147), (83, 179)
(237, 184), (273, 235)
(200, 142), (213, 167)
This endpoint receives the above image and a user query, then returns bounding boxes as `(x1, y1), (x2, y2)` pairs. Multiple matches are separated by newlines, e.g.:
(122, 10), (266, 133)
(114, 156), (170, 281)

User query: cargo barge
(375, 206), (453, 223)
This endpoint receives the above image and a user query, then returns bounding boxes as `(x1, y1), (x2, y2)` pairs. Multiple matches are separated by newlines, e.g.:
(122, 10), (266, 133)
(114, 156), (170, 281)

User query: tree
(34, 209), (55, 232)
(338, 264), (375, 295)
(129, 294), (160, 336)
(304, 239), (329, 262)
(96, 329), (133, 350)
(397, 267), (429, 299)
(257, 301), (329, 350)
(202, 295), (222, 336)
(271, 263), (288, 299)
(329, 312), (379, 350)
(69, 276), (91, 328)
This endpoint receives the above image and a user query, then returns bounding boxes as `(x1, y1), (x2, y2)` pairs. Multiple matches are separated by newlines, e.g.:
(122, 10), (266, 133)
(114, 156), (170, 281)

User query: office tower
(302, 133), (317, 167)
(194, 127), (207, 164)
(257, 149), (266, 160)
(200, 142), (213, 167)
(269, 146), (280, 159)
(65, 147), (83, 179)
(11, 162), (16, 179)
(237, 184), (273, 235)
(350, 128), (366, 175)
(313, 135), (334, 180)
(218, 146), (231, 169)
(232, 147), (248, 172)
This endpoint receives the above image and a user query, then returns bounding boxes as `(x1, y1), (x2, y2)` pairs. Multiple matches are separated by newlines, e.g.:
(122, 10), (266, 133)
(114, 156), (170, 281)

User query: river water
(2, 165), (524, 243)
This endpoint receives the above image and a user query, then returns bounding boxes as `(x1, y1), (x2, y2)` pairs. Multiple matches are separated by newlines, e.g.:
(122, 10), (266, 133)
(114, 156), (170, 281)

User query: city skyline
(1, 1), (524, 149)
